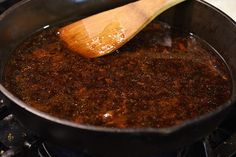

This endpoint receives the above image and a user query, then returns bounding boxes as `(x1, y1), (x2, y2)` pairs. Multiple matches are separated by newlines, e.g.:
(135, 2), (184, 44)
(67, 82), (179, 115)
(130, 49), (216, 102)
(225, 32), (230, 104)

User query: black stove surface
(1, 0), (236, 157)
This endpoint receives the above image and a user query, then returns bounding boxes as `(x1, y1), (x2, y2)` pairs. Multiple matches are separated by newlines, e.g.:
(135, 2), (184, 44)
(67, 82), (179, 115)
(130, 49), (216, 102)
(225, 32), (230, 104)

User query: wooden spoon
(59, 0), (186, 58)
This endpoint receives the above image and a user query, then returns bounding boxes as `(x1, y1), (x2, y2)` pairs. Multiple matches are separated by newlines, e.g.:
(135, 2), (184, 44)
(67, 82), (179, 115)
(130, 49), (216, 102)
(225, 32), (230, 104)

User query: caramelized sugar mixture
(4, 22), (232, 128)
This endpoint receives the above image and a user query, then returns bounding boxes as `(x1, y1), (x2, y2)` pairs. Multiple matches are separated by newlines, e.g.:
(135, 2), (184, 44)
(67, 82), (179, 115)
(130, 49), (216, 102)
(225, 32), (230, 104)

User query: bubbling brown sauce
(4, 22), (232, 128)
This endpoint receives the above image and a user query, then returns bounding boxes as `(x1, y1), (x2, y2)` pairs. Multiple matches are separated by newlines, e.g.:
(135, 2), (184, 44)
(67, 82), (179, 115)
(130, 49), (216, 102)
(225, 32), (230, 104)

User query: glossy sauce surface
(4, 22), (232, 128)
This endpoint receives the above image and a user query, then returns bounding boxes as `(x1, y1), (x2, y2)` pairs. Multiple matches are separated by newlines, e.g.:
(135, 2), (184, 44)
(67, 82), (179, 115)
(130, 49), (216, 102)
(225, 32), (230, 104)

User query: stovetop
(1, 0), (236, 157)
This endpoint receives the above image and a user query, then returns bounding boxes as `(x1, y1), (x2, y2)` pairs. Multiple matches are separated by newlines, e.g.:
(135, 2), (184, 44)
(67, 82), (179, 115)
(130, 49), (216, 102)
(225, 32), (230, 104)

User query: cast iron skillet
(0, 0), (236, 157)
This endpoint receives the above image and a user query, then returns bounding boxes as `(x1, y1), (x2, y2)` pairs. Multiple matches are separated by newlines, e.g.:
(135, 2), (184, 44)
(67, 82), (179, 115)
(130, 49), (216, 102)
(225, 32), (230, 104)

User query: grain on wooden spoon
(59, 0), (186, 58)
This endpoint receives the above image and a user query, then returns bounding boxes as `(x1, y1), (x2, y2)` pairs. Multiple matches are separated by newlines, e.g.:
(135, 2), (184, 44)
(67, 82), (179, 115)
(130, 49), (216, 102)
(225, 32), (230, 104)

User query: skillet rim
(0, 0), (236, 134)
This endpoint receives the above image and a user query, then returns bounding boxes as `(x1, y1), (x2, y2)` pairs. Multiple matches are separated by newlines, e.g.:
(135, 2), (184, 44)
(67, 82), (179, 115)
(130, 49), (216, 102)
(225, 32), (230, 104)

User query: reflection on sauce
(4, 22), (232, 128)
(59, 21), (126, 58)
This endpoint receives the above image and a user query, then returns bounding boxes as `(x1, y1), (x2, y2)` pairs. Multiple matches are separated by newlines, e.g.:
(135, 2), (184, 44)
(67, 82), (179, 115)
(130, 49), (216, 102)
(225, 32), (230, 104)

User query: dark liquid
(4, 22), (232, 128)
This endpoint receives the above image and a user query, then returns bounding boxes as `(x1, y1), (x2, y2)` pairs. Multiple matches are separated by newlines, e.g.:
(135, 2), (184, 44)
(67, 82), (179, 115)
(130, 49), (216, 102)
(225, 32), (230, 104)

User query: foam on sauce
(4, 22), (232, 128)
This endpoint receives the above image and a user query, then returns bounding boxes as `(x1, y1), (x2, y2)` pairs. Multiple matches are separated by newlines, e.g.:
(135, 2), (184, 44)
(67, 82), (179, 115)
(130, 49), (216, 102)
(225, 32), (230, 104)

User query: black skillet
(0, 0), (236, 157)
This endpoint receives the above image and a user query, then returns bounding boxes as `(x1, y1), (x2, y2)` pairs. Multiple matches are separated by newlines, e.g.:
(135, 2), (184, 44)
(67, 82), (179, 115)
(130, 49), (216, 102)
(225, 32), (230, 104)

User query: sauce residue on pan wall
(4, 22), (232, 128)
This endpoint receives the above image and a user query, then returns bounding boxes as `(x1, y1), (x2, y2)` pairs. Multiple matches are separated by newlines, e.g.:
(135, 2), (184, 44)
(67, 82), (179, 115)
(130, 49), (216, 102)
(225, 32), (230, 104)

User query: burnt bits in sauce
(4, 22), (232, 128)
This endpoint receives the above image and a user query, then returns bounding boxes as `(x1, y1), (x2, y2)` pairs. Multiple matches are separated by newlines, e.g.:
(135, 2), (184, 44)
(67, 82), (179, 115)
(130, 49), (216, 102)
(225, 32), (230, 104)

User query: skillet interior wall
(0, 0), (236, 98)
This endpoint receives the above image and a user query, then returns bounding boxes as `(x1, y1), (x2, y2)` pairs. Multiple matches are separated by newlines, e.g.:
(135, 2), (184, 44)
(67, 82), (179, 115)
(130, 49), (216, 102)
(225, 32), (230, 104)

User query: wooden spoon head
(59, 20), (126, 58)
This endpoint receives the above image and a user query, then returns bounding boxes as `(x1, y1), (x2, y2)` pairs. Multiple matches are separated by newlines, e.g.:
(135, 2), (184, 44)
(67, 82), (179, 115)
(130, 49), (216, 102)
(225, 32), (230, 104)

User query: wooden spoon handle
(115, 0), (186, 46)
(129, 0), (186, 31)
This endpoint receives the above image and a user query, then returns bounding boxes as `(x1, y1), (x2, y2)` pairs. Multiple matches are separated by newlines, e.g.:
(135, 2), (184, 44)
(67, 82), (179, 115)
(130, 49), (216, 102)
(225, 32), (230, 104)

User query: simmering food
(4, 22), (232, 128)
